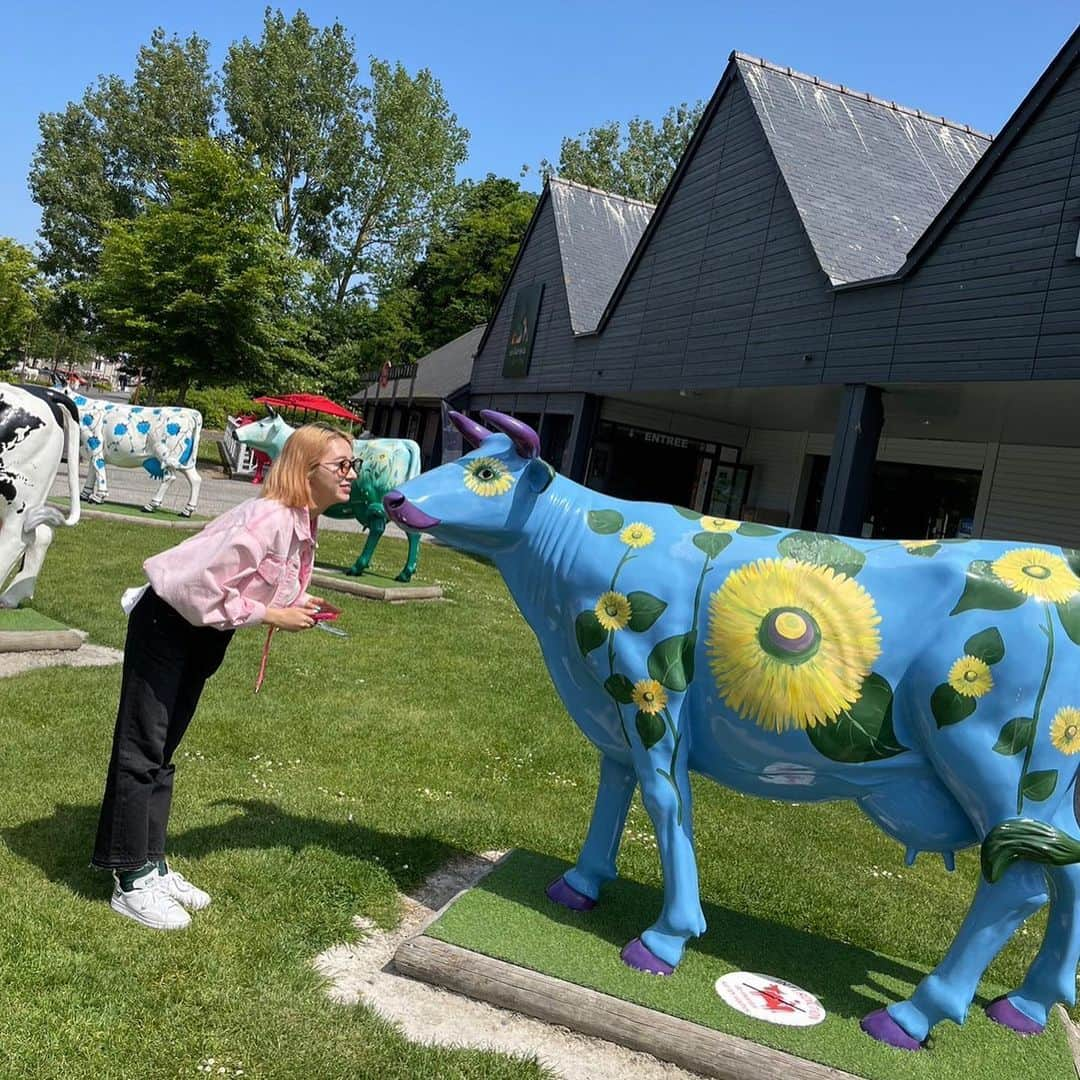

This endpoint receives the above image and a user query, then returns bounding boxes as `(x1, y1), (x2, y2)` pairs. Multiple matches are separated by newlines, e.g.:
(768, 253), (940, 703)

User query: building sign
(503, 283), (544, 378)
(643, 430), (690, 450)
(603, 421), (720, 458)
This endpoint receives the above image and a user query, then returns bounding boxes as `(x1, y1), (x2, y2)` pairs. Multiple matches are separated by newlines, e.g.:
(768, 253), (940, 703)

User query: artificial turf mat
(425, 849), (1075, 1080)
(0, 608), (72, 632)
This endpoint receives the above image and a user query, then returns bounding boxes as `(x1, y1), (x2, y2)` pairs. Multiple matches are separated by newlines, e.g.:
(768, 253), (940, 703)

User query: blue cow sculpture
(235, 412), (422, 581)
(386, 409), (1080, 1051)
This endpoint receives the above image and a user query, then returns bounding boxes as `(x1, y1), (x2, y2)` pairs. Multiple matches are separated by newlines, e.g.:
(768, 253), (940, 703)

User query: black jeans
(92, 588), (234, 870)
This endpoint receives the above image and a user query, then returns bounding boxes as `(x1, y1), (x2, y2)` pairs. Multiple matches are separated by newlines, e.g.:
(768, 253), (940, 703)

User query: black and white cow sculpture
(0, 383), (81, 607)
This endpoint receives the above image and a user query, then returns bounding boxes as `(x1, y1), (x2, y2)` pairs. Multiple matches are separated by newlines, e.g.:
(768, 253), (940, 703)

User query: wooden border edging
(0, 628), (86, 653)
(393, 935), (863, 1080)
(309, 571), (443, 604)
(1054, 1005), (1080, 1080)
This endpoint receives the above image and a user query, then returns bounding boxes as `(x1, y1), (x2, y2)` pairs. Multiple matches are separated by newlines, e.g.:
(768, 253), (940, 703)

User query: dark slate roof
(549, 177), (654, 333)
(735, 53), (992, 284)
(863, 25), (1080, 284)
(350, 324), (483, 403)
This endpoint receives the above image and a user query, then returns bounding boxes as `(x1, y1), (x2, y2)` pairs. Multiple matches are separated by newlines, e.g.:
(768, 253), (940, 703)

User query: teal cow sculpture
(234, 412), (422, 580)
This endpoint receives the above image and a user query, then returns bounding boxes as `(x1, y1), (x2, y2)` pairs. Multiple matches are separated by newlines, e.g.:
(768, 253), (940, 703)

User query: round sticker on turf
(715, 972), (825, 1027)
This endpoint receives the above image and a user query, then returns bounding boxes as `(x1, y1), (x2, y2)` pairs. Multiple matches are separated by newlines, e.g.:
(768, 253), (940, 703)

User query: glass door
(707, 463), (752, 518)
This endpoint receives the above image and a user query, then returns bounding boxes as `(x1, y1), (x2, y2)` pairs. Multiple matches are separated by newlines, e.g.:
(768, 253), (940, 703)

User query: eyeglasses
(317, 457), (361, 478)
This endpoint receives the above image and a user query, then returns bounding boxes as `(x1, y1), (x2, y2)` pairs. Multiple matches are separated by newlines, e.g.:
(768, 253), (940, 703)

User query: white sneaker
(110, 873), (191, 930)
(158, 867), (211, 911)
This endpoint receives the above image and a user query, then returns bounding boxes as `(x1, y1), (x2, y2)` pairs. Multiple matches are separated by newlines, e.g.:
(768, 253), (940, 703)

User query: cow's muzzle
(383, 490), (440, 530)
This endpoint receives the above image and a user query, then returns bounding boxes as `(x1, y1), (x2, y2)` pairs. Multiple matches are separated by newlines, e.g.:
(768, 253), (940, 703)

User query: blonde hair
(261, 423), (352, 508)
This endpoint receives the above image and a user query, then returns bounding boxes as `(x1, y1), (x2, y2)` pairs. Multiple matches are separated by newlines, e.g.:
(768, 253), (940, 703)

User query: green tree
(88, 138), (311, 402)
(320, 57), (469, 303)
(30, 28), (217, 288)
(409, 175), (537, 351)
(224, 10), (469, 305)
(223, 9), (362, 245)
(320, 290), (425, 400)
(540, 101), (705, 204)
(0, 239), (46, 368)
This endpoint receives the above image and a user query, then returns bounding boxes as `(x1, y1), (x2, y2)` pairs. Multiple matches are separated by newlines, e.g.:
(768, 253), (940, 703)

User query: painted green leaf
(1063, 547), (1080, 577)
(635, 710), (666, 750)
(992, 716), (1036, 756)
(904, 543), (942, 558)
(692, 532), (732, 559)
(737, 523), (780, 537)
(950, 560), (1026, 616)
(604, 673), (635, 704)
(647, 632), (696, 692)
(1058, 596), (1080, 648)
(806, 672), (907, 763)
(964, 627), (1006, 666)
(776, 531), (865, 578)
(673, 505), (702, 520)
(626, 592), (667, 632)
(1022, 770), (1058, 803)
(931, 683), (977, 727)
(587, 509), (624, 535)
(575, 610), (606, 655)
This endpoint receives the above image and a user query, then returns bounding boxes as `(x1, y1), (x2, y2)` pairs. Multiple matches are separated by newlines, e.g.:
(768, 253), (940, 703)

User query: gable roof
(548, 177), (654, 332)
(841, 24), (1080, 287)
(350, 324), (484, 404)
(734, 53), (991, 285)
(475, 177), (654, 357)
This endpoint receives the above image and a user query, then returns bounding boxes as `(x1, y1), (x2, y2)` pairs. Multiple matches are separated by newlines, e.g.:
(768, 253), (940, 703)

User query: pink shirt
(144, 498), (316, 630)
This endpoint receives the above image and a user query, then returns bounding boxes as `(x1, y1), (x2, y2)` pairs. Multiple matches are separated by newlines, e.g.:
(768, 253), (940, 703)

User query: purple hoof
(620, 937), (675, 976)
(985, 996), (1044, 1035)
(860, 1009), (924, 1051)
(545, 875), (596, 912)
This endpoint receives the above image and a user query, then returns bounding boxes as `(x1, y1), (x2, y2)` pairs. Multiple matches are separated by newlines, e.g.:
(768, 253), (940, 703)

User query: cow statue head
(384, 410), (554, 554)
(234, 412), (295, 460)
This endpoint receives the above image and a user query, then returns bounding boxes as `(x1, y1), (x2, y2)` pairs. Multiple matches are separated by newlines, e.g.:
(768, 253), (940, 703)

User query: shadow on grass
(1, 799), (465, 902)
(463, 849), (951, 1022)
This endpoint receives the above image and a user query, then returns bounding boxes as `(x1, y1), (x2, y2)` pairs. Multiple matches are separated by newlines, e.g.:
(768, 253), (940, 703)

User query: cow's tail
(981, 819), (1080, 883)
(59, 396), (81, 526)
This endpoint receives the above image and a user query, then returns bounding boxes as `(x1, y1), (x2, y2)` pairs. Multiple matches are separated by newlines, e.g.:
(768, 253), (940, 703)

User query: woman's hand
(264, 602), (318, 632)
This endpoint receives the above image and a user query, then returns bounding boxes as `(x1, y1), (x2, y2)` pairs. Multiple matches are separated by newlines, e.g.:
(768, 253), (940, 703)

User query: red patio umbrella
(253, 393), (361, 423)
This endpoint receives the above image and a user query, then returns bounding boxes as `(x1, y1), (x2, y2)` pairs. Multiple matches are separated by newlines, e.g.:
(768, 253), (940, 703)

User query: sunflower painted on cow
(385, 409), (1080, 1052)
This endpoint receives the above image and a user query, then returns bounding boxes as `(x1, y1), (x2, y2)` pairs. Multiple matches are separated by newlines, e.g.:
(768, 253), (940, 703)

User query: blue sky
(1, 2), (1075, 248)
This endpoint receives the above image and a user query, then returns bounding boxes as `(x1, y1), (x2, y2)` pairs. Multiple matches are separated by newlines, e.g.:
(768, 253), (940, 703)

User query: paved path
(49, 462), (416, 541)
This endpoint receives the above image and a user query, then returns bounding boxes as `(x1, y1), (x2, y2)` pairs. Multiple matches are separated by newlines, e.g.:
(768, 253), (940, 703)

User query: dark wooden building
(351, 324), (481, 470)
(468, 28), (1080, 544)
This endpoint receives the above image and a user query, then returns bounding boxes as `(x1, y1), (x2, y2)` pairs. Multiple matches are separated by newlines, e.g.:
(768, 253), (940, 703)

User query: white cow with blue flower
(61, 386), (204, 516)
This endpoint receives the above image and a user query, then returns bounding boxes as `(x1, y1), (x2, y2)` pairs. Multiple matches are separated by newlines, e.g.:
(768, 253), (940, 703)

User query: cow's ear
(526, 457), (555, 493)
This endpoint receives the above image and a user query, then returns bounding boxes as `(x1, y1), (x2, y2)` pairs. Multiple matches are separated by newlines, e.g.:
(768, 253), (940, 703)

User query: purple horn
(479, 410), (540, 460)
(449, 410), (493, 449)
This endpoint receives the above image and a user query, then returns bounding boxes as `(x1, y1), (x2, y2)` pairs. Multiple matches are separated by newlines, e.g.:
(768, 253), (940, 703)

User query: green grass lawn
(54, 497), (208, 522)
(0, 520), (1063, 1077)
(0, 608), (72, 632)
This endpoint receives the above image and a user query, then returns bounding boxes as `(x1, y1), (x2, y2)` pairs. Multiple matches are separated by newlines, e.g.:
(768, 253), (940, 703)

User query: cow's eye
(464, 456), (514, 497)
